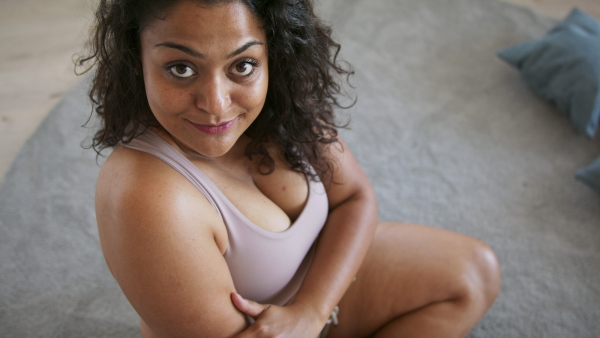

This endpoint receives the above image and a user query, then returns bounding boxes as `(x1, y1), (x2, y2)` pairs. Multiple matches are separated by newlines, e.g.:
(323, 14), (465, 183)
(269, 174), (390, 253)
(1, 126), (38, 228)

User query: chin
(187, 137), (238, 159)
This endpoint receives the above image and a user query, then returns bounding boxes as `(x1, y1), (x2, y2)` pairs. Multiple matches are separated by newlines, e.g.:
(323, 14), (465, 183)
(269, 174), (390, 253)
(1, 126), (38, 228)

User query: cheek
(242, 76), (269, 109)
(143, 69), (162, 111)
(144, 73), (186, 115)
(243, 86), (267, 108)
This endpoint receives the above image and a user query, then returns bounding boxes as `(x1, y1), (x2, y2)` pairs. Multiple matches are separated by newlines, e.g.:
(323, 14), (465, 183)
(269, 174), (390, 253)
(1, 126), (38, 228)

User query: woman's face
(140, 1), (268, 158)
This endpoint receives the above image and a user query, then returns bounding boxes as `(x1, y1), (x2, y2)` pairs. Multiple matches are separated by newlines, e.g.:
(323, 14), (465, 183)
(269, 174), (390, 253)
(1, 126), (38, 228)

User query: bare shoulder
(95, 145), (227, 253)
(95, 146), (246, 337)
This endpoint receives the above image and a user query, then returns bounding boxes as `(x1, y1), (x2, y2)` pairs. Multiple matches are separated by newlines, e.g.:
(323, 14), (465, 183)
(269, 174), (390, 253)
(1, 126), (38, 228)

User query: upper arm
(323, 136), (377, 211)
(95, 148), (247, 337)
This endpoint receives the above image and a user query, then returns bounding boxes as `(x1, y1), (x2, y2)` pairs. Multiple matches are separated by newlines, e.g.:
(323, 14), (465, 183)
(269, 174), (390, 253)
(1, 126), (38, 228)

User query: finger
(230, 292), (268, 319)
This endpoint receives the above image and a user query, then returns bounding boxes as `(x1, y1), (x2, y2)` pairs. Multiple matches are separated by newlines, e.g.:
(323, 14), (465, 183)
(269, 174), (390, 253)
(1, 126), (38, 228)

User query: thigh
(327, 222), (494, 337)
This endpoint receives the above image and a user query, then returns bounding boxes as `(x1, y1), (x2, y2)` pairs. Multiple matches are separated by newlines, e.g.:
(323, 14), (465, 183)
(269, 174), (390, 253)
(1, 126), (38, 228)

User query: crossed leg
(328, 222), (500, 338)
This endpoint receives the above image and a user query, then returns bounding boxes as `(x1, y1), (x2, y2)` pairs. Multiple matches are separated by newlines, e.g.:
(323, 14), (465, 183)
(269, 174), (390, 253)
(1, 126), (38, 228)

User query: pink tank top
(123, 131), (329, 305)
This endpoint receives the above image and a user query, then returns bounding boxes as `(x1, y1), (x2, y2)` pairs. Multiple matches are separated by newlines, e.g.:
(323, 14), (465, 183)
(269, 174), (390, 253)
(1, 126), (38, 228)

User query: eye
(231, 60), (258, 77)
(168, 64), (196, 78)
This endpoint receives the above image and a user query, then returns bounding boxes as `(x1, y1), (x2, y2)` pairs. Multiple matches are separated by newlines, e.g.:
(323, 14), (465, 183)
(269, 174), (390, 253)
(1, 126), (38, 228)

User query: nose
(194, 73), (231, 116)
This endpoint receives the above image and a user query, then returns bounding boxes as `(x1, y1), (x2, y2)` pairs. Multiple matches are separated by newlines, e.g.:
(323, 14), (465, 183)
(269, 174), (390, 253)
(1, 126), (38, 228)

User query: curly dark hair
(78, 0), (353, 182)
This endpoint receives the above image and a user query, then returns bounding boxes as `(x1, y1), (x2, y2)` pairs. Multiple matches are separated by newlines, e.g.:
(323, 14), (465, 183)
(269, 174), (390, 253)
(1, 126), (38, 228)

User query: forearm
(291, 188), (378, 322)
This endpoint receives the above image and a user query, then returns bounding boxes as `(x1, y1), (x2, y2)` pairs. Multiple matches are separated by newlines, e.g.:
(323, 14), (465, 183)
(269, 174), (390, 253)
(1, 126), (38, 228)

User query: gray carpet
(1, 0), (599, 337)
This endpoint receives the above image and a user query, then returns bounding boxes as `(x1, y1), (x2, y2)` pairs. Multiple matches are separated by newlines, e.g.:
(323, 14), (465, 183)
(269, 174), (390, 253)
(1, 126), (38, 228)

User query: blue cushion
(498, 8), (600, 138)
(576, 155), (600, 194)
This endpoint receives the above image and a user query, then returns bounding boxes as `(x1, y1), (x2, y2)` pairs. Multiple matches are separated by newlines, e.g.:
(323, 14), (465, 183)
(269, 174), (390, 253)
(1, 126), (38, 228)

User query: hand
(231, 292), (325, 338)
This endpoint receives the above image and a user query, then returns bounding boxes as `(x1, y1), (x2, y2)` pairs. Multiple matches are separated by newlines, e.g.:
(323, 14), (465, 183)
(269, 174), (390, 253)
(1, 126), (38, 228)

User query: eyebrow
(227, 41), (264, 59)
(154, 40), (265, 59)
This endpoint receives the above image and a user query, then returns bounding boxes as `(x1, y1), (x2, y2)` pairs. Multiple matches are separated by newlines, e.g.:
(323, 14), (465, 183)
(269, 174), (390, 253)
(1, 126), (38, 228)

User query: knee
(451, 239), (500, 310)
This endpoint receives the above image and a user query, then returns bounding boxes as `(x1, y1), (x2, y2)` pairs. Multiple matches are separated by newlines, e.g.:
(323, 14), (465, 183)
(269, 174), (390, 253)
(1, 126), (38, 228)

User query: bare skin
(95, 1), (500, 337)
(329, 223), (500, 337)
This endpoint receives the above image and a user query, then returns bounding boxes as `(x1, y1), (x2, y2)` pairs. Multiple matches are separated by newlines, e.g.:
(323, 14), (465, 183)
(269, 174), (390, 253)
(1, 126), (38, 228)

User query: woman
(81, 0), (500, 336)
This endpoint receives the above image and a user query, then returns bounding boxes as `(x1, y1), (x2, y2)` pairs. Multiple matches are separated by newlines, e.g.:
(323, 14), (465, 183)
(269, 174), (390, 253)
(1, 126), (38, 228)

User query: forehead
(140, 1), (266, 52)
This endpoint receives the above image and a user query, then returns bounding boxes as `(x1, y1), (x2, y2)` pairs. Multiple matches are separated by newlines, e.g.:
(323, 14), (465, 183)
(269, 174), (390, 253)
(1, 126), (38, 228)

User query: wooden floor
(0, 0), (599, 183)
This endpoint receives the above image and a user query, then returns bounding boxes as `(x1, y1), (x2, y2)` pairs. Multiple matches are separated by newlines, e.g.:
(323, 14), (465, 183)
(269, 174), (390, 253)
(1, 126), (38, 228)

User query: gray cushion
(498, 8), (600, 139)
(576, 155), (600, 194)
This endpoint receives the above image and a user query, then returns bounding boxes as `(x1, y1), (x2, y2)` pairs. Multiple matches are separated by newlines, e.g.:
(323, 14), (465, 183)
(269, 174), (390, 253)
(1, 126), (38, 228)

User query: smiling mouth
(189, 117), (239, 134)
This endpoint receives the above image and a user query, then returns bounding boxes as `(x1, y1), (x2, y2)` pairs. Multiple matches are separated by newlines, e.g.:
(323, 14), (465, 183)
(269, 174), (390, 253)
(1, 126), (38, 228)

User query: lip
(189, 116), (238, 134)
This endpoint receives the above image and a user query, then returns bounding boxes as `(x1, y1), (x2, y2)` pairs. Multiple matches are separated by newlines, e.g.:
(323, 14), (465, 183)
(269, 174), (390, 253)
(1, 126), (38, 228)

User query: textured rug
(1, 0), (599, 337)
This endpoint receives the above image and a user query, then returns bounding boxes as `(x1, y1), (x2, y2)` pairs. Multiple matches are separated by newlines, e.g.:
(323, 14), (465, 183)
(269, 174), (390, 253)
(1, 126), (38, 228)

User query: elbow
(356, 180), (379, 225)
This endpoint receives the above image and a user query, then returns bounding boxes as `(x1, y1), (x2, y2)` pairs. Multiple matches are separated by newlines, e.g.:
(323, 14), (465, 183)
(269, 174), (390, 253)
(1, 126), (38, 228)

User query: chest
(194, 156), (310, 233)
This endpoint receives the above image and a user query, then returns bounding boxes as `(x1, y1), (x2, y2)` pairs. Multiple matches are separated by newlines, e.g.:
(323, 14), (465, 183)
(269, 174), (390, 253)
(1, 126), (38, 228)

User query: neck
(150, 126), (251, 166)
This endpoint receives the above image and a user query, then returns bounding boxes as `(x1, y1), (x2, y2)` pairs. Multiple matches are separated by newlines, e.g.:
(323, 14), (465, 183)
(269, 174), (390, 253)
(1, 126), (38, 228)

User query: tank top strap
(121, 130), (222, 217)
